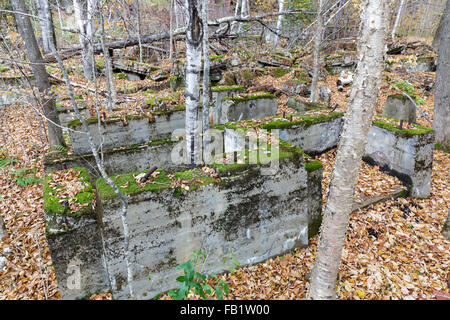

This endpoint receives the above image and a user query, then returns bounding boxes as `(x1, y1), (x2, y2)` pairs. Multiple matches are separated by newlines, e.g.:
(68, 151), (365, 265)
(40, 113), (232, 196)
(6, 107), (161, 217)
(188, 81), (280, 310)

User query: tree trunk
(11, 0), (65, 148)
(185, 0), (203, 167)
(136, 0), (143, 63)
(202, 0), (210, 163)
(432, 7), (445, 50)
(230, 0), (240, 34)
(74, 0), (95, 80)
(98, 2), (117, 115)
(36, 0), (56, 53)
(308, 0), (390, 300)
(273, 0), (285, 47)
(310, 0), (324, 103)
(434, 0), (449, 151)
(169, 0), (175, 61)
(391, 0), (405, 41)
(237, 0), (249, 33)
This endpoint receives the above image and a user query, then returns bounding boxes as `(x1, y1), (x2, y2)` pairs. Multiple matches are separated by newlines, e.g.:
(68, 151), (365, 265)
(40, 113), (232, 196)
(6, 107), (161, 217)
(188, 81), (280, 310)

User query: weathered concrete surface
(385, 56), (437, 73)
(44, 170), (110, 300)
(97, 153), (319, 299)
(208, 86), (244, 124)
(112, 59), (158, 76)
(224, 114), (344, 156)
(286, 97), (323, 112)
(364, 124), (435, 198)
(217, 95), (277, 124)
(382, 94), (417, 123)
(0, 89), (25, 106)
(44, 139), (184, 180)
(57, 101), (90, 127)
(69, 109), (185, 155)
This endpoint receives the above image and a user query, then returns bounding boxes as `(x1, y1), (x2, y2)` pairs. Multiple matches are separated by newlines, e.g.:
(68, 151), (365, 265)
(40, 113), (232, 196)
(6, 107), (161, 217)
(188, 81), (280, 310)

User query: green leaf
(176, 276), (185, 283)
(215, 286), (224, 300)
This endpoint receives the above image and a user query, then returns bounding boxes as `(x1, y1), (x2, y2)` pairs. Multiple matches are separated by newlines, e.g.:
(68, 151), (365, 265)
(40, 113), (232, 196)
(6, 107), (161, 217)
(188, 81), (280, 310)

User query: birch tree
(35, 0), (56, 53)
(184, 0), (203, 167)
(74, 0), (95, 80)
(308, 0), (390, 300)
(273, 0), (285, 47)
(237, 0), (249, 34)
(391, 0), (406, 41)
(434, 0), (449, 152)
(10, 0), (65, 148)
(201, 0), (210, 162)
(310, 0), (324, 103)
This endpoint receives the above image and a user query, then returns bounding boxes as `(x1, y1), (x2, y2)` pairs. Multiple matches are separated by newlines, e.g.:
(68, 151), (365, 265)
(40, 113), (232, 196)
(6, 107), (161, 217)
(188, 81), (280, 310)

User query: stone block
(382, 94), (417, 123)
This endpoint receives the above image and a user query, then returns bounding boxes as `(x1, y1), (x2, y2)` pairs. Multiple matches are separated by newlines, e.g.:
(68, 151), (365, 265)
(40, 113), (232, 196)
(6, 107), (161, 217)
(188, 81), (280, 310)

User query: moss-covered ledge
(96, 168), (218, 201)
(221, 91), (276, 103)
(44, 167), (94, 218)
(211, 85), (245, 92)
(372, 118), (434, 137)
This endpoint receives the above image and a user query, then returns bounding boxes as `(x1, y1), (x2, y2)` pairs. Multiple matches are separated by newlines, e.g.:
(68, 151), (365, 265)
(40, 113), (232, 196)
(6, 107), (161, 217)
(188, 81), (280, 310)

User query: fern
(50, 145), (67, 154)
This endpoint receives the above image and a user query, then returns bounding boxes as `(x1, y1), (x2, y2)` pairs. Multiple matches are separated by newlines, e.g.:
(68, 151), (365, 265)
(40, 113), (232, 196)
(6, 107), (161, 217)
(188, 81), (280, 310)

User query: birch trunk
(391, 0), (405, 41)
(36, 0), (56, 53)
(45, 8), (135, 299)
(433, 0), (450, 151)
(136, 0), (143, 63)
(230, 0), (240, 34)
(74, 0), (95, 80)
(308, 0), (390, 300)
(169, 0), (175, 61)
(98, 2), (117, 115)
(237, 0), (248, 34)
(310, 0), (324, 103)
(273, 0), (284, 47)
(184, 0), (203, 167)
(11, 0), (65, 148)
(201, 0), (210, 163)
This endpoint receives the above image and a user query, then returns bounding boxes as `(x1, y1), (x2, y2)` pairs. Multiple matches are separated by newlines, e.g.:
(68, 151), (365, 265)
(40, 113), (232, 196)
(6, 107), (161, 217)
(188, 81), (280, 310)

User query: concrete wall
(69, 110), (185, 155)
(364, 124), (435, 198)
(216, 96), (277, 124)
(97, 154), (320, 299)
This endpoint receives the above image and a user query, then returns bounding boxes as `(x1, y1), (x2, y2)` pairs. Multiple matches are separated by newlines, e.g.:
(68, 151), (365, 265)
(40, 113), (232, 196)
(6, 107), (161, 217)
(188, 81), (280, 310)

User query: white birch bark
(434, 0), (450, 150)
(273, 0), (285, 47)
(202, 0), (210, 163)
(185, 0), (203, 167)
(310, 0), (324, 103)
(45, 8), (135, 299)
(98, 2), (117, 115)
(74, 0), (95, 81)
(169, 0), (175, 61)
(308, 0), (390, 300)
(136, 0), (143, 63)
(391, 0), (406, 41)
(230, 0), (240, 34)
(36, 0), (56, 53)
(237, 0), (249, 34)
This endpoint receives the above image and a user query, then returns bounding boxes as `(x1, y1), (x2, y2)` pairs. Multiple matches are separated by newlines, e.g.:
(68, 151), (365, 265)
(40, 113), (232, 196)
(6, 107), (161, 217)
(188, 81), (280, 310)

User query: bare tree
(310, 0), (325, 103)
(273, 0), (285, 47)
(308, 0), (390, 300)
(135, 0), (143, 63)
(74, 0), (95, 80)
(10, 0), (65, 148)
(391, 0), (406, 41)
(202, 0), (210, 162)
(434, 0), (449, 151)
(184, 0), (203, 167)
(35, 0), (56, 53)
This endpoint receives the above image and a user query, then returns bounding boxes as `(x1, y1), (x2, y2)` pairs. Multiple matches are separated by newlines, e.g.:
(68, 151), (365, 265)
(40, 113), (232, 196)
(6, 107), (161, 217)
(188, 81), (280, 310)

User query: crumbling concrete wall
(95, 147), (320, 299)
(364, 122), (435, 198)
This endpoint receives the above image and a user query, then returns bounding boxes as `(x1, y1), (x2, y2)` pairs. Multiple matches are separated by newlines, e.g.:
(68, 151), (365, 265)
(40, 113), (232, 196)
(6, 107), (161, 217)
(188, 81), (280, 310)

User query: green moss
(0, 66), (9, 73)
(305, 160), (323, 172)
(373, 120), (434, 137)
(211, 85), (244, 92)
(259, 112), (344, 130)
(43, 167), (94, 218)
(221, 92), (276, 103)
(115, 72), (127, 79)
(271, 67), (289, 78)
(435, 143), (450, 153)
(148, 138), (175, 147)
(96, 168), (217, 200)
(95, 60), (104, 68)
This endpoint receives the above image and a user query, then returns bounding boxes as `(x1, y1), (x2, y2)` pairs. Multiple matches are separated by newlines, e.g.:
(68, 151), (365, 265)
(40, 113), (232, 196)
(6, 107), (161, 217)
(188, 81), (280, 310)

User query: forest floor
(0, 47), (448, 300)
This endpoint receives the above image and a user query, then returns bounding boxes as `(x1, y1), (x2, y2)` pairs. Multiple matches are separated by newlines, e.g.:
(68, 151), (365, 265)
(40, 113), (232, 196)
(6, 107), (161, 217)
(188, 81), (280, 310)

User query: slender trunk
(185, 0), (203, 167)
(310, 0), (324, 103)
(74, 0), (95, 80)
(237, 0), (248, 33)
(36, 0), (56, 53)
(308, 0), (390, 300)
(273, 0), (284, 47)
(230, 0), (240, 33)
(55, 0), (65, 40)
(99, 2), (117, 115)
(11, 0), (65, 147)
(202, 0), (210, 163)
(169, 0), (174, 61)
(136, 0), (143, 63)
(434, 0), (449, 151)
(391, 0), (405, 41)
(45, 4), (135, 299)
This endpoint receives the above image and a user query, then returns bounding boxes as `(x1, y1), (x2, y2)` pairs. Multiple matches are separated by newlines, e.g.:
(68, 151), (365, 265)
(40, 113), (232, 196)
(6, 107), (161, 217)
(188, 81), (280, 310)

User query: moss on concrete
(372, 120), (434, 137)
(221, 92), (276, 103)
(44, 167), (94, 218)
(305, 160), (323, 172)
(259, 112), (344, 130)
(211, 85), (245, 92)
